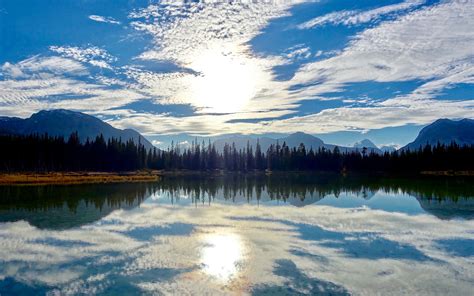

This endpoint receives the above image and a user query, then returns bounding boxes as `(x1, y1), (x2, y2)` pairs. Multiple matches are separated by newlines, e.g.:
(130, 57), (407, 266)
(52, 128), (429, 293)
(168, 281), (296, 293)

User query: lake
(0, 174), (473, 295)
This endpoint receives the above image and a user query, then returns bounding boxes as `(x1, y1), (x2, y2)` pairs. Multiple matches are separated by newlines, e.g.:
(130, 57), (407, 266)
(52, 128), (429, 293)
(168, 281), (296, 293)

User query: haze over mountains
(0, 110), (472, 153)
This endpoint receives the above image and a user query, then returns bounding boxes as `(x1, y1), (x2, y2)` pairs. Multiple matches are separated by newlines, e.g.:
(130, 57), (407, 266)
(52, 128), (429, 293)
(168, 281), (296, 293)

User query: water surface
(0, 174), (473, 295)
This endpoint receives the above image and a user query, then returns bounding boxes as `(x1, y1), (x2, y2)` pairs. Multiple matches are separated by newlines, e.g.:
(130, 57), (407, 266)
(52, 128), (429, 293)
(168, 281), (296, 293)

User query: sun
(190, 49), (259, 113)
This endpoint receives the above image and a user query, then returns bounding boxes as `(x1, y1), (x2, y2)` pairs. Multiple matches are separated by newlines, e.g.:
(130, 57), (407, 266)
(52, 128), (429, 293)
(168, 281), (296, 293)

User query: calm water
(0, 174), (473, 295)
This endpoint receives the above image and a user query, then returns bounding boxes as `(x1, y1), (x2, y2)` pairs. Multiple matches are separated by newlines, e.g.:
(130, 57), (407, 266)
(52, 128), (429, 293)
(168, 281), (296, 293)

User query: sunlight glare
(190, 50), (259, 113)
(200, 232), (244, 281)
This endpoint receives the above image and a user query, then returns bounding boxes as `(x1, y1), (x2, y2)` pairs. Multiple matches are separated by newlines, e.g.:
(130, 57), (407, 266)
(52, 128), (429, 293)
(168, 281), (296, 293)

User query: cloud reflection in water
(0, 175), (473, 295)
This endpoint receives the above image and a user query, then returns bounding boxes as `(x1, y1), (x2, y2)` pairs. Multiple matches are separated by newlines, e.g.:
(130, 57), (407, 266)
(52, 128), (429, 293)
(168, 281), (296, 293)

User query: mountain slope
(403, 118), (474, 150)
(0, 109), (154, 150)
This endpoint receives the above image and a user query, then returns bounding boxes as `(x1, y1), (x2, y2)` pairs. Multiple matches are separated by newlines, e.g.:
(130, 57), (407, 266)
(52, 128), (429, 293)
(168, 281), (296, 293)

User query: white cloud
(262, 100), (474, 134)
(105, 107), (294, 136)
(123, 2), (298, 114)
(0, 58), (146, 118)
(88, 15), (120, 25)
(298, 10), (357, 29)
(1, 62), (26, 79)
(0, 56), (91, 112)
(346, 0), (425, 25)
(295, 1), (474, 83)
(278, 0), (474, 133)
(286, 44), (312, 60)
(7, 56), (88, 77)
(49, 46), (117, 69)
(298, 0), (425, 29)
(129, 2), (296, 62)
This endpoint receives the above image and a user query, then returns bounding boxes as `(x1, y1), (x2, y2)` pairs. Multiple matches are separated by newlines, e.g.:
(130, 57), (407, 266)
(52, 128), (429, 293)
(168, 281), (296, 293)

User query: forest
(0, 132), (473, 173)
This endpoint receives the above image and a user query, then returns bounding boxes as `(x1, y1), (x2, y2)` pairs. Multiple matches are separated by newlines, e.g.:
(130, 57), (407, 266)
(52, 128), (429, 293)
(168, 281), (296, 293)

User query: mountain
(353, 139), (378, 149)
(353, 139), (382, 154)
(380, 145), (397, 153)
(212, 135), (275, 152)
(213, 132), (327, 152)
(0, 109), (154, 150)
(281, 132), (324, 149)
(213, 132), (356, 153)
(403, 118), (474, 150)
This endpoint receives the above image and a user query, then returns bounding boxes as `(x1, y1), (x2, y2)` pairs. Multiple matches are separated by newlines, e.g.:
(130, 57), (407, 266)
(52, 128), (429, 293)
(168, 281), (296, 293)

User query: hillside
(403, 118), (474, 150)
(0, 109), (154, 150)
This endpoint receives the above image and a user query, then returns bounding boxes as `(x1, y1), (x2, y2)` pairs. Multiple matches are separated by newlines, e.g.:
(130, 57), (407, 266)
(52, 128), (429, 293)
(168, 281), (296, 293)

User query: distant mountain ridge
(2, 111), (470, 154)
(212, 118), (473, 154)
(213, 132), (357, 153)
(0, 109), (154, 150)
(213, 133), (400, 154)
(402, 118), (474, 150)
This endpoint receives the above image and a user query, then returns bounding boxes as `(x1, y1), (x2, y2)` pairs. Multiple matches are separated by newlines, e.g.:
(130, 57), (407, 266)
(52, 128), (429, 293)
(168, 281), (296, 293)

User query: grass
(420, 170), (474, 176)
(0, 171), (161, 185)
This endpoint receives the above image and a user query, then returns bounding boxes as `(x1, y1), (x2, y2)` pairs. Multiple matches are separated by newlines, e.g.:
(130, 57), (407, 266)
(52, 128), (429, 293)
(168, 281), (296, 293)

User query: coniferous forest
(1, 132), (473, 173)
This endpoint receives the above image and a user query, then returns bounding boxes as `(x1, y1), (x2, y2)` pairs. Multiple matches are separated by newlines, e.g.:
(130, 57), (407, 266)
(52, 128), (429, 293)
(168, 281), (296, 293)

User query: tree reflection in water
(0, 173), (472, 230)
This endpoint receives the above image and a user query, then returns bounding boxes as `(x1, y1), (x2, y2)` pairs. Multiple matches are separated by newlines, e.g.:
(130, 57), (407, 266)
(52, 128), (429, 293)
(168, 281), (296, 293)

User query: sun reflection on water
(200, 232), (244, 281)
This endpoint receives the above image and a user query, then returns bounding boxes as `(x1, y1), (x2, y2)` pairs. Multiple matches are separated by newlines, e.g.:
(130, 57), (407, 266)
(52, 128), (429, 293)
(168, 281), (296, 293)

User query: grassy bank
(0, 171), (161, 185)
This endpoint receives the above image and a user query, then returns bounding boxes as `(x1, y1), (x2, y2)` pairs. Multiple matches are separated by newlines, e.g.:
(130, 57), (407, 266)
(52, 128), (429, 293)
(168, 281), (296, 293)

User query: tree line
(1, 132), (148, 172)
(1, 132), (473, 173)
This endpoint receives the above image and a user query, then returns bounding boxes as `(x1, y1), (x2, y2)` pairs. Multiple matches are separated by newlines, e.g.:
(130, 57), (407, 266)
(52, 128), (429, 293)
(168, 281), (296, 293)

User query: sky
(1, 0), (473, 148)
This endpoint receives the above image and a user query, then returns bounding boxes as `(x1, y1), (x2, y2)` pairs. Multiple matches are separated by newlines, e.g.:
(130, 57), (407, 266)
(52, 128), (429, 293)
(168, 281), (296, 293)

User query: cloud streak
(88, 15), (120, 25)
(298, 0), (426, 29)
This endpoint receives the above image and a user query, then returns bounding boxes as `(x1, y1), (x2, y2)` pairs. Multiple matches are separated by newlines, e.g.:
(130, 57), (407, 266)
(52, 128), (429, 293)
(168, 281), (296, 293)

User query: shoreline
(0, 170), (472, 185)
(157, 169), (474, 177)
(0, 171), (161, 186)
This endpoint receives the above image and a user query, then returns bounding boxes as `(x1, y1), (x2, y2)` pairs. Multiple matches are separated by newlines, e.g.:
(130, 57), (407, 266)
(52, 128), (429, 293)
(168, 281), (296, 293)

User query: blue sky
(1, 0), (473, 148)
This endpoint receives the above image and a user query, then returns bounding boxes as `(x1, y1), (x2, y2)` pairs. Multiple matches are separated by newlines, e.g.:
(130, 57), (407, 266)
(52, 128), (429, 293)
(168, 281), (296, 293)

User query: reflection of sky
(147, 188), (426, 216)
(1, 189), (473, 294)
